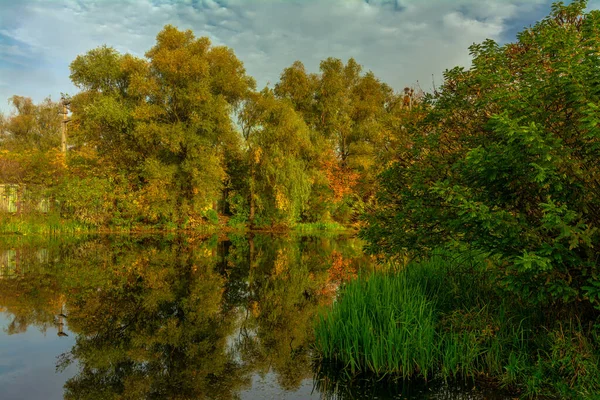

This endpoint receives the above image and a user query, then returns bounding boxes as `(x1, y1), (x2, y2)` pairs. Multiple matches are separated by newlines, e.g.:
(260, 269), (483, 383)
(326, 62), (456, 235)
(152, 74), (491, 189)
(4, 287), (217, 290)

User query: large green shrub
(363, 0), (600, 311)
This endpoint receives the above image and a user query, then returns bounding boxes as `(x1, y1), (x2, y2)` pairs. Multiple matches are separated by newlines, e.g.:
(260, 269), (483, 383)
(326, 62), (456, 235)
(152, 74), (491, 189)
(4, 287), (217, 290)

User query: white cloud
(0, 0), (559, 113)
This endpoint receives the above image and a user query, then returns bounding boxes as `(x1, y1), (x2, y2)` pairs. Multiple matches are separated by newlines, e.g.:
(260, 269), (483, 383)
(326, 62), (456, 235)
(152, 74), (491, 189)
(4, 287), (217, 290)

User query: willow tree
(0, 96), (65, 213)
(274, 58), (397, 223)
(69, 26), (255, 225)
(0, 96), (62, 152)
(238, 89), (314, 227)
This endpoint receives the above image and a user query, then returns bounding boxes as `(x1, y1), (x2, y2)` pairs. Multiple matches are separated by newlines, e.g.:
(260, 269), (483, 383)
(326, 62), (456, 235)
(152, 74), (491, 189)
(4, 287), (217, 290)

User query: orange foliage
(320, 250), (357, 299)
(321, 150), (359, 202)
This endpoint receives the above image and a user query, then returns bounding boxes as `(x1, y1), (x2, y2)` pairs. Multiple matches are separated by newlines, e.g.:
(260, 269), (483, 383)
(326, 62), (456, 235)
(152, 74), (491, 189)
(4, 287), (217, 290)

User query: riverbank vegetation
(315, 252), (600, 398)
(2, 0), (600, 397)
(317, 1), (600, 398)
(0, 24), (417, 232)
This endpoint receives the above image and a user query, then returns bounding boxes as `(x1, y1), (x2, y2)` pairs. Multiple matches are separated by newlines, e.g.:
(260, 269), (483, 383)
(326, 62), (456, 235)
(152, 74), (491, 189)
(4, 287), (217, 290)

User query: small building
(0, 184), (18, 213)
(0, 184), (50, 213)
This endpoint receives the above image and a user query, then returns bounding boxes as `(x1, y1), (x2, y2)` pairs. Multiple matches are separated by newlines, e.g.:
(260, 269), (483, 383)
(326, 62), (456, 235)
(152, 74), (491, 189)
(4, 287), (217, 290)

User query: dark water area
(0, 234), (512, 399)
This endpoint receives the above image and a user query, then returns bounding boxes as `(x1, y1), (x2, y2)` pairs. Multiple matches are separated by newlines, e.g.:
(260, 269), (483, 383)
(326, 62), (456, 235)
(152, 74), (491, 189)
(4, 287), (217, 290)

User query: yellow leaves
(49, 149), (67, 171)
(147, 26), (211, 85)
(207, 45), (255, 103)
(273, 248), (289, 277)
(128, 72), (156, 99)
(253, 146), (263, 164)
(274, 186), (290, 211)
(200, 247), (212, 258)
(251, 300), (261, 317)
(132, 104), (164, 121)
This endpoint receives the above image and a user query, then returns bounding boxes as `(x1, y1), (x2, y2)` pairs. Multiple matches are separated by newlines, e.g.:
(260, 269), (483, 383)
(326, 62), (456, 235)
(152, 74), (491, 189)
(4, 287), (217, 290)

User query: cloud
(0, 0), (562, 113)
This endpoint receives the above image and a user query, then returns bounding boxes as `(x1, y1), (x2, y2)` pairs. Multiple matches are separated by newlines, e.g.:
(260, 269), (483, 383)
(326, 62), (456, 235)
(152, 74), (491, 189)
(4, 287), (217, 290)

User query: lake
(0, 234), (511, 399)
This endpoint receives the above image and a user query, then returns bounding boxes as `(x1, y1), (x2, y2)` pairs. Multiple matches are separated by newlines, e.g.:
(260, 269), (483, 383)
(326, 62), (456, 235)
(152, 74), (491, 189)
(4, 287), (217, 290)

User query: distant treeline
(0, 28), (420, 230)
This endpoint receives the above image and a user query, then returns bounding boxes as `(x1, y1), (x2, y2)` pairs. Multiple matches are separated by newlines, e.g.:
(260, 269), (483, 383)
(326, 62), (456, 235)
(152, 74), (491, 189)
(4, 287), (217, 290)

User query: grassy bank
(0, 213), (223, 235)
(314, 252), (600, 399)
(293, 221), (353, 233)
(0, 214), (97, 235)
(0, 214), (356, 236)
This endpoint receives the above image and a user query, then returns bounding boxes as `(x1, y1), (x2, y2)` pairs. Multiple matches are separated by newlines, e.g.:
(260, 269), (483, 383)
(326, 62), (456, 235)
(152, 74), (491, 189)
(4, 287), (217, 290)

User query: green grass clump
(315, 271), (438, 378)
(314, 251), (600, 398)
(0, 213), (96, 235)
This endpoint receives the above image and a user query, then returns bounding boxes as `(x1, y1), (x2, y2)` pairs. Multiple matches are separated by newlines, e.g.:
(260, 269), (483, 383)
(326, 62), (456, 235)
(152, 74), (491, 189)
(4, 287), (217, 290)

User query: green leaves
(70, 46), (127, 93)
(363, 1), (600, 310)
(67, 25), (255, 226)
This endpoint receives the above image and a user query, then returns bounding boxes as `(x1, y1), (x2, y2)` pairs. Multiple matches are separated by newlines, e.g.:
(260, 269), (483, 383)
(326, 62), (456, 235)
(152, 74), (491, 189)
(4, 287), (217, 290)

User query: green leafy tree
(274, 58), (401, 224)
(0, 96), (62, 151)
(364, 0), (600, 311)
(238, 89), (314, 227)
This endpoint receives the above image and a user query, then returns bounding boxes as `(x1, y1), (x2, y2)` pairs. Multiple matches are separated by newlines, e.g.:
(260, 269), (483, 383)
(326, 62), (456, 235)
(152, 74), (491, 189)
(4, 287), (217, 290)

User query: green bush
(314, 251), (600, 398)
(362, 0), (600, 313)
(204, 209), (219, 225)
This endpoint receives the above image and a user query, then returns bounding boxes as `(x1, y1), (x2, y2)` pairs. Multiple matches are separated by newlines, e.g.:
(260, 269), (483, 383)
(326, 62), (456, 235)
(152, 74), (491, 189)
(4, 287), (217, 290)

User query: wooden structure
(60, 97), (71, 154)
(0, 184), (18, 213)
(0, 184), (50, 213)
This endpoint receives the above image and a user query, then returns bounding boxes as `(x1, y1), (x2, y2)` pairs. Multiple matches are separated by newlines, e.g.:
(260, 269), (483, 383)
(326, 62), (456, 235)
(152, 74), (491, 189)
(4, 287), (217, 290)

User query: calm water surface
(0, 234), (511, 399)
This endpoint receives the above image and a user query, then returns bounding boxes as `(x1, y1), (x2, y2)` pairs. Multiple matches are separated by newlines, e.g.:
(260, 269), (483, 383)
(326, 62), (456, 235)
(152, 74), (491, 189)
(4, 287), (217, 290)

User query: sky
(0, 0), (597, 114)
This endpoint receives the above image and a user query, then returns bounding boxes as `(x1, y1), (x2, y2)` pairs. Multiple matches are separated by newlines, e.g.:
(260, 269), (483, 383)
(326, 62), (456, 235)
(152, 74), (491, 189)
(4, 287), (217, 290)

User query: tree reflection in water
(0, 234), (366, 399)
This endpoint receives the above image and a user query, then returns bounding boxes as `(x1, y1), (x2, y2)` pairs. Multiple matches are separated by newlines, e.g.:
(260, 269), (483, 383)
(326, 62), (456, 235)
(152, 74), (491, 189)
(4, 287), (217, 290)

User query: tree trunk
(249, 164), (256, 228)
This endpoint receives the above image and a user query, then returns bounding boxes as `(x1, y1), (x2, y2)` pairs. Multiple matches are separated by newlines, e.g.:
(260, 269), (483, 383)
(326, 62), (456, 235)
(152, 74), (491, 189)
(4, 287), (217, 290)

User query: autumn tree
(69, 26), (255, 226)
(237, 89), (314, 227)
(274, 58), (403, 224)
(0, 96), (62, 151)
(0, 96), (66, 214)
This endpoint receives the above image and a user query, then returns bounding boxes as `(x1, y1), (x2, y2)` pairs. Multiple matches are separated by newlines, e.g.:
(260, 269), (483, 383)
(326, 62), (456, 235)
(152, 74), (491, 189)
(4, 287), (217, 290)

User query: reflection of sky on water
(241, 372), (320, 400)
(0, 310), (320, 400)
(0, 314), (77, 400)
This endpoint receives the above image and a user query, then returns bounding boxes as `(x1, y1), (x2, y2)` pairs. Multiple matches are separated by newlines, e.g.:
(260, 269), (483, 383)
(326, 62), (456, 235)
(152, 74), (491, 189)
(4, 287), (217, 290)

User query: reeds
(313, 251), (568, 394)
(0, 213), (95, 235)
(315, 271), (438, 378)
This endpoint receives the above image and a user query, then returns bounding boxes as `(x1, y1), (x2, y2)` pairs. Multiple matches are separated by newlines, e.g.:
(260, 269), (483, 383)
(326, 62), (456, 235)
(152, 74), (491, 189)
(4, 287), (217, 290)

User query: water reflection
(0, 234), (366, 399)
(315, 364), (511, 400)
(0, 234), (510, 399)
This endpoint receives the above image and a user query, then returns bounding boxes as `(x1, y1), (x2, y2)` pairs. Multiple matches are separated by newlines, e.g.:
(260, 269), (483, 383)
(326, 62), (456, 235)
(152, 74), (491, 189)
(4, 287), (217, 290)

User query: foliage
(273, 58), (412, 224)
(0, 96), (62, 151)
(237, 89), (315, 227)
(65, 26), (255, 226)
(362, 0), (600, 313)
(0, 23), (420, 231)
(314, 250), (600, 398)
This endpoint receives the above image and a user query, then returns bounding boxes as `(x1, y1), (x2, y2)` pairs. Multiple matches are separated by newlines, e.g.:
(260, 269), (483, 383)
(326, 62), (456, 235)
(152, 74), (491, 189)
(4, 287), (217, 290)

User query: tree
(363, 0), (600, 311)
(69, 25), (255, 225)
(237, 89), (314, 227)
(0, 96), (62, 151)
(274, 58), (401, 223)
